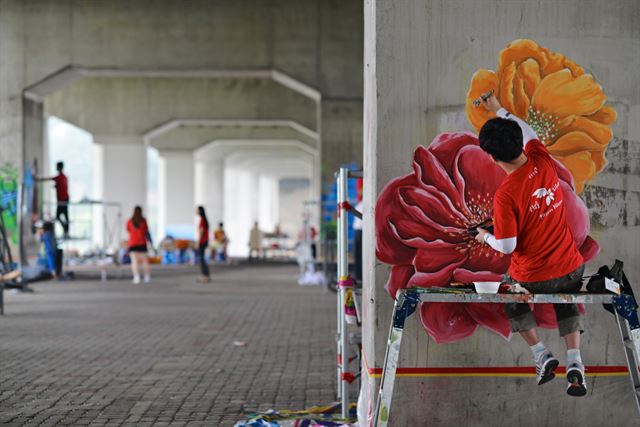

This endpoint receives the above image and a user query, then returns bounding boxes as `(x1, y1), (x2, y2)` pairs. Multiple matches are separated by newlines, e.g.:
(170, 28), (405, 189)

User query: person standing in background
(38, 161), (70, 238)
(196, 206), (211, 282)
(126, 206), (152, 284)
(213, 222), (229, 263)
(248, 221), (263, 261)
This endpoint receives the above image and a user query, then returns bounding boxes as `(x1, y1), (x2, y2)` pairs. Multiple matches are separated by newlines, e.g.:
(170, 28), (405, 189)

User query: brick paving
(0, 263), (340, 426)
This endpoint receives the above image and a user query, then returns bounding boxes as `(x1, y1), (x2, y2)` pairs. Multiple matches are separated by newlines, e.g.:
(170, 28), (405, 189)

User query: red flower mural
(376, 131), (599, 343)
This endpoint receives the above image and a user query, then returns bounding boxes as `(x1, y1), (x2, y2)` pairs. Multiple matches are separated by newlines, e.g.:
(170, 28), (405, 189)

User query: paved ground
(0, 263), (340, 426)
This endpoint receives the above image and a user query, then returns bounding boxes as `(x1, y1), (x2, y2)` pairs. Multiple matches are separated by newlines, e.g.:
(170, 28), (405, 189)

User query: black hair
(56, 161), (64, 171)
(219, 222), (224, 228)
(197, 206), (209, 229)
(131, 206), (144, 228)
(478, 118), (523, 162)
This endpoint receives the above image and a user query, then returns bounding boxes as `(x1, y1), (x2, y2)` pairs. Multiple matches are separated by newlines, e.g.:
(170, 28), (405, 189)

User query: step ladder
(372, 287), (640, 426)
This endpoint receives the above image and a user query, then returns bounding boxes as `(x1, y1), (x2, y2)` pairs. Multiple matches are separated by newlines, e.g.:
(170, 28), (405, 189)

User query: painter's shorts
(504, 264), (585, 337)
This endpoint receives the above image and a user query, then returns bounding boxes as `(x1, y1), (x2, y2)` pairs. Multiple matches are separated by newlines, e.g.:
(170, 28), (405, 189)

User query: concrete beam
(146, 120), (318, 152)
(44, 77), (318, 138)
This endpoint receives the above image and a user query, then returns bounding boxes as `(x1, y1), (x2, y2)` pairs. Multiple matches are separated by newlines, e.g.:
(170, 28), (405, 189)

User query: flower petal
(385, 265), (415, 299)
(542, 49), (584, 76)
(498, 39), (548, 75)
(463, 242), (511, 274)
(513, 73), (530, 118)
(532, 304), (558, 329)
(547, 131), (605, 157)
(590, 151), (608, 174)
(466, 70), (498, 131)
(555, 152), (596, 193)
(465, 304), (511, 339)
(557, 115), (613, 146)
(375, 175), (420, 264)
(499, 62), (518, 114)
(452, 268), (504, 283)
(399, 186), (468, 229)
(532, 70), (606, 118)
(413, 145), (468, 215)
(578, 236), (600, 263)
(587, 105), (617, 125)
(517, 58), (542, 99)
(420, 303), (478, 344)
(413, 245), (468, 277)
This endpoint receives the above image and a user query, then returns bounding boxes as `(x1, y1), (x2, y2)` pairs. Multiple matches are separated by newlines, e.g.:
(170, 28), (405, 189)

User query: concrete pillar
(21, 99), (45, 263)
(362, 1), (638, 425)
(158, 151), (195, 240)
(258, 175), (279, 231)
(93, 139), (146, 250)
(195, 157), (224, 225)
(223, 167), (254, 258)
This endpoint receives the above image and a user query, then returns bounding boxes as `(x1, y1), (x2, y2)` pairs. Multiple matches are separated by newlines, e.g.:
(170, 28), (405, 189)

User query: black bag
(586, 260), (636, 315)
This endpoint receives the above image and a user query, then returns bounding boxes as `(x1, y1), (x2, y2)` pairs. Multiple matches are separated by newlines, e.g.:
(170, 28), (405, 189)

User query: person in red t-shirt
(196, 206), (210, 283)
(126, 206), (152, 284)
(38, 161), (70, 237)
(474, 94), (587, 397)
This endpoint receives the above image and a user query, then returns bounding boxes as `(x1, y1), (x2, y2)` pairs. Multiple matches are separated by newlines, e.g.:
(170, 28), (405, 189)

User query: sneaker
(133, 275), (141, 284)
(143, 275), (151, 283)
(535, 351), (559, 385)
(566, 363), (587, 397)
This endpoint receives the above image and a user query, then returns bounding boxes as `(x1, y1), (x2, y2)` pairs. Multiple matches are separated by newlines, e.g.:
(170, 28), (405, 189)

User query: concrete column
(258, 175), (279, 231)
(158, 151), (195, 240)
(223, 167), (254, 258)
(362, 1), (638, 425)
(194, 157), (224, 225)
(21, 99), (45, 263)
(93, 138), (146, 250)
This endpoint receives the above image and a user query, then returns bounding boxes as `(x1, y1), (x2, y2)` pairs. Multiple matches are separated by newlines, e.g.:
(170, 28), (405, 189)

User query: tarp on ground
(235, 402), (356, 427)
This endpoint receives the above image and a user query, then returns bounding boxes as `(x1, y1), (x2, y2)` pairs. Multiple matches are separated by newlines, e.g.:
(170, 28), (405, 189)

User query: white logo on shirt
(529, 182), (562, 220)
(532, 187), (555, 206)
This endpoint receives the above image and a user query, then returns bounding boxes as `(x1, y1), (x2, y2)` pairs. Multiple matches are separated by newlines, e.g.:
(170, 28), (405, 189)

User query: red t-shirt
(127, 218), (149, 248)
(198, 218), (209, 246)
(493, 139), (583, 282)
(53, 173), (69, 202)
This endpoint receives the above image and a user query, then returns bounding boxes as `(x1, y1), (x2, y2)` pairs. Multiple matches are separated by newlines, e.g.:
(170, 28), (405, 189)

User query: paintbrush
(473, 89), (495, 107)
(468, 218), (494, 237)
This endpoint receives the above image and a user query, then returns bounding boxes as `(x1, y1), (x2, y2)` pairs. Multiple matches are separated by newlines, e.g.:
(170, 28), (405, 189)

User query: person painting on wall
(36, 220), (59, 279)
(126, 206), (152, 284)
(196, 206), (211, 283)
(38, 161), (70, 238)
(474, 93), (587, 397)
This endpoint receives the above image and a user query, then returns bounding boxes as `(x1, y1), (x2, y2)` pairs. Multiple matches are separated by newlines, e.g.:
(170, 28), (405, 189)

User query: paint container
(474, 281), (501, 293)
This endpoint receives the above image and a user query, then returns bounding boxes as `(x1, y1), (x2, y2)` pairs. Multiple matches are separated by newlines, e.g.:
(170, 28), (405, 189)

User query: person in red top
(38, 161), (70, 237)
(474, 94), (587, 397)
(127, 206), (152, 284)
(196, 206), (210, 283)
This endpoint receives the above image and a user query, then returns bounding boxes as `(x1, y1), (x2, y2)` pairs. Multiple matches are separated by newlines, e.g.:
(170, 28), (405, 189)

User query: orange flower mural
(465, 39), (617, 193)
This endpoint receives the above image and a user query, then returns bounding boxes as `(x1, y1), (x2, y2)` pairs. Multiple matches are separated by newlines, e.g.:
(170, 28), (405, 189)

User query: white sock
(567, 349), (582, 366)
(530, 341), (547, 362)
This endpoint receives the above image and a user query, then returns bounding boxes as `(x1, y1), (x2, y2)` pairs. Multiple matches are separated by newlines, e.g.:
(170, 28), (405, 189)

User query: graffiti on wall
(376, 39), (609, 343)
(0, 164), (19, 245)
